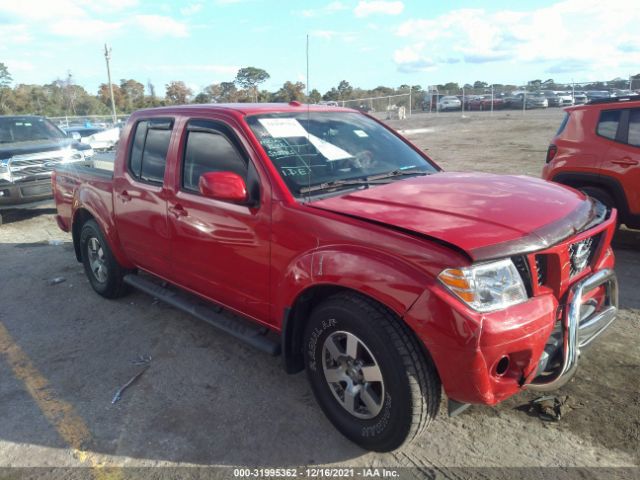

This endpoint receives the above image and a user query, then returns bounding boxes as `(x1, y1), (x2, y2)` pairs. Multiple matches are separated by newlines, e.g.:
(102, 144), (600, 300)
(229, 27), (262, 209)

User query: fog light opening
(495, 356), (510, 376)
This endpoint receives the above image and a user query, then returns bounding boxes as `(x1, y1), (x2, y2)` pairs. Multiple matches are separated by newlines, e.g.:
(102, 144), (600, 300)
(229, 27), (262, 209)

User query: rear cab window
(596, 110), (622, 140)
(128, 118), (174, 184)
(628, 109), (640, 147)
(556, 112), (570, 135)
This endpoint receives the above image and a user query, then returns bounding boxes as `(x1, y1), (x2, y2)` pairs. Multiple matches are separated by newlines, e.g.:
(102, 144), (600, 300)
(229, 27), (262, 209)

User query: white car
(438, 96), (461, 111)
(554, 91), (574, 106)
(83, 127), (121, 151)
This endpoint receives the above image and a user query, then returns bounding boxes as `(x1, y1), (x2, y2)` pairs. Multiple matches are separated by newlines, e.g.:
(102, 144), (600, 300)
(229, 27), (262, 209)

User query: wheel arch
(71, 204), (133, 268)
(552, 172), (630, 222)
(281, 283), (434, 376)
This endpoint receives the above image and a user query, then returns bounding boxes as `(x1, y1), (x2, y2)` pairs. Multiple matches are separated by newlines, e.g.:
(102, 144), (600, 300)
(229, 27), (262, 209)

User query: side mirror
(199, 171), (248, 203)
(70, 132), (81, 141)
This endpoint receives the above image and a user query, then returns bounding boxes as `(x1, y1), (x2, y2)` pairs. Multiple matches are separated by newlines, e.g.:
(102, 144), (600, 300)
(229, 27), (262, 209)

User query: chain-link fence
(340, 93), (413, 120)
(49, 114), (129, 129)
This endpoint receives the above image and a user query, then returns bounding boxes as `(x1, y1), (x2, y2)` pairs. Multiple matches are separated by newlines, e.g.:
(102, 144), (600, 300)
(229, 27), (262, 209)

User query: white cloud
(310, 30), (357, 42)
(300, 1), (348, 18)
(50, 19), (124, 38)
(134, 15), (189, 38)
(354, 1), (404, 18)
(392, 0), (640, 77)
(180, 2), (203, 15)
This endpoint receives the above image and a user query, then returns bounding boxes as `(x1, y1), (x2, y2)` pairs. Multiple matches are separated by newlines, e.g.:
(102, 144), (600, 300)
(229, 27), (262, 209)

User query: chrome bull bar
(526, 268), (618, 391)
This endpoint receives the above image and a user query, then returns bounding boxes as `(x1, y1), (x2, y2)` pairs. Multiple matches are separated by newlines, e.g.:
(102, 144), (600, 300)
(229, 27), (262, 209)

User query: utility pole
(104, 44), (117, 125)
(491, 84), (494, 114)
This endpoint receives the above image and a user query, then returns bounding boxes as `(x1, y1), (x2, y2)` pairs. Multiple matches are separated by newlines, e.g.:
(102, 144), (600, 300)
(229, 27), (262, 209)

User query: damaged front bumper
(525, 268), (618, 391)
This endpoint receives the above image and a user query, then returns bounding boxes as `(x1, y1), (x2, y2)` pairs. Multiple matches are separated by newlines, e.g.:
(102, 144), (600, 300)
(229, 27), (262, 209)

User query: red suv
(543, 96), (640, 229)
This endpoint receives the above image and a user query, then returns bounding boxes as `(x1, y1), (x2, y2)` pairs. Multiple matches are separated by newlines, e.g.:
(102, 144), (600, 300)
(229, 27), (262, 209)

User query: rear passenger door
(168, 119), (271, 322)
(599, 108), (640, 215)
(113, 118), (174, 277)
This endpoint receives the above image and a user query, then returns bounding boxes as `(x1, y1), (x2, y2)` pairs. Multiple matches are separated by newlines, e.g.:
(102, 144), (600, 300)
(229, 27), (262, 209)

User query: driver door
(168, 119), (271, 322)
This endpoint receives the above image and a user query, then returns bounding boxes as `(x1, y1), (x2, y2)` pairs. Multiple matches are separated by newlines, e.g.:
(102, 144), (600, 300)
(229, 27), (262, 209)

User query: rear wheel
(303, 292), (441, 452)
(80, 219), (130, 298)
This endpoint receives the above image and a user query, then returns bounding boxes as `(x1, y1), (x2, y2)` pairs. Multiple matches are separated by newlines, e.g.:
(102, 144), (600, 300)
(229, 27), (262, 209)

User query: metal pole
(104, 44), (117, 125)
(522, 90), (526, 114)
(491, 84), (494, 114)
(408, 85), (412, 117)
(572, 80), (575, 105)
(461, 86), (465, 115)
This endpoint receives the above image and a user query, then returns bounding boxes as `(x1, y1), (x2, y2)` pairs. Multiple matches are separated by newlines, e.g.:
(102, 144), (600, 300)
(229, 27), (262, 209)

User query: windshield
(0, 117), (67, 144)
(246, 111), (438, 197)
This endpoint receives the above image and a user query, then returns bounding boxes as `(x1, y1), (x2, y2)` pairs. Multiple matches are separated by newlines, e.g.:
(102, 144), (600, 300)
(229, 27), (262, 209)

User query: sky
(0, 0), (638, 97)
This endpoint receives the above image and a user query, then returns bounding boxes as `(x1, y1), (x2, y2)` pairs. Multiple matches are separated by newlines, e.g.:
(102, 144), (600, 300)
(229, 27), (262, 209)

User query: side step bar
(123, 274), (280, 356)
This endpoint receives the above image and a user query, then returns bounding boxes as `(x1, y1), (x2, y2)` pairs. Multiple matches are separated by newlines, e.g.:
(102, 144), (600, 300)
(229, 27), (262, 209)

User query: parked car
(437, 95), (462, 111)
(555, 91), (574, 106)
(573, 92), (588, 105)
(467, 94), (505, 111)
(586, 91), (610, 101)
(543, 96), (640, 229)
(54, 103), (618, 452)
(504, 92), (548, 109)
(541, 90), (563, 107)
(0, 115), (92, 225)
(64, 126), (104, 139)
(83, 127), (120, 151)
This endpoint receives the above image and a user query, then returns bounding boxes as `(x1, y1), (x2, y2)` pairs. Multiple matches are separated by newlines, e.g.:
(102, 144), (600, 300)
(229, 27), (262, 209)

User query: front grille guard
(526, 268), (618, 392)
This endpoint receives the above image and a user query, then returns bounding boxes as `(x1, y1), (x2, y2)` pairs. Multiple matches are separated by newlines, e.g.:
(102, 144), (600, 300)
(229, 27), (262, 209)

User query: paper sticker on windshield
(260, 137), (297, 158)
(307, 134), (353, 161)
(353, 129), (368, 138)
(258, 118), (308, 138)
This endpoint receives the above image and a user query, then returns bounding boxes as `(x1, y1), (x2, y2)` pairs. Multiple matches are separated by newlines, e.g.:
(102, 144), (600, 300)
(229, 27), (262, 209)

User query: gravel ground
(0, 109), (638, 477)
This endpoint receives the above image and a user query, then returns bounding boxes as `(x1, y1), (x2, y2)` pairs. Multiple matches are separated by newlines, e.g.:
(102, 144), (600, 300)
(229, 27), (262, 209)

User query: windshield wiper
(299, 169), (430, 195)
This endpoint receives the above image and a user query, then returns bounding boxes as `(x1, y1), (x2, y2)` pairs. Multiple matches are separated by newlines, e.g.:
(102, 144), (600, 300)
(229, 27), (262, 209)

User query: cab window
(181, 120), (247, 192)
(128, 119), (174, 184)
(596, 110), (621, 141)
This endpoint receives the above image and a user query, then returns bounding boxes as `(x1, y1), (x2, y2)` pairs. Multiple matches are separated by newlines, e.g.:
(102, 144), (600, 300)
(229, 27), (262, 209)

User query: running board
(123, 274), (280, 356)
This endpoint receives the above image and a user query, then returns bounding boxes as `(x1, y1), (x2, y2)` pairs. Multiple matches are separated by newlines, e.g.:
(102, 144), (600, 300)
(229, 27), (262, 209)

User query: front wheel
(304, 292), (441, 452)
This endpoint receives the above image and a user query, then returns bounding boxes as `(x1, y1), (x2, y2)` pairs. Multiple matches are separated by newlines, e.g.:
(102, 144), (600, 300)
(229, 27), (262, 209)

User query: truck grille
(535, 255), (547, 286)
(8, 150), (68, 180)
(568, 235), (599, 277)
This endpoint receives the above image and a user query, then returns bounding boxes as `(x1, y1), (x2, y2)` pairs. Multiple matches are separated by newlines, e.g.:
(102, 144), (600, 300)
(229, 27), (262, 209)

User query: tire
(580, 186), (615, 210)
(80, 219), (129, 299)
(580, 186), (621, 229)
(303, 292), (441, 452)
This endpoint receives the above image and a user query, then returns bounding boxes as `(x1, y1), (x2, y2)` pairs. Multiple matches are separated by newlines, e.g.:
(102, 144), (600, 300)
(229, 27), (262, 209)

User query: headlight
(0, 158), (9, 180)
(62, 149), (84, 163)
(438, 258), (528, 312)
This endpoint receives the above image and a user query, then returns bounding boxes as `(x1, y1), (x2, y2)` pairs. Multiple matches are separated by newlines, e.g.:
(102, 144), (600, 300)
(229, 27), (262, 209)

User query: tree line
(0, 62), (638, 117)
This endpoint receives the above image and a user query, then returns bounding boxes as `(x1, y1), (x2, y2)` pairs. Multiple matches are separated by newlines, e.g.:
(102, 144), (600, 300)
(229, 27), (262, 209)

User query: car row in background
(63, 125), (121, 151)
(424, 89), (639, 111)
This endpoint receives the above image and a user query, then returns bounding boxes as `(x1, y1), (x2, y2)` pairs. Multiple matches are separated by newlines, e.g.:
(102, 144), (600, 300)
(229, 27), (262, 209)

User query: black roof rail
(586, 95), (639, 105)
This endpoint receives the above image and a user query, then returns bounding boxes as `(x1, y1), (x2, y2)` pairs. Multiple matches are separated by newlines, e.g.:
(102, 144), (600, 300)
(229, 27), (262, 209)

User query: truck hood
(310, 172), (600, 261)
(0, 138), (81, 159)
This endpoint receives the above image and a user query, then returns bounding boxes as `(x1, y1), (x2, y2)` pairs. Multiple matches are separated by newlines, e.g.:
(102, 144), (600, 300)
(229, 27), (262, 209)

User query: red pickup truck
(53, 103), (619, 452)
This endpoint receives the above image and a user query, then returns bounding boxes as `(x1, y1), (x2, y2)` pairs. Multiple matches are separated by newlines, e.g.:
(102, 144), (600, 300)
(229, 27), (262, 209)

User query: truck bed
(53, 162), (114, 233)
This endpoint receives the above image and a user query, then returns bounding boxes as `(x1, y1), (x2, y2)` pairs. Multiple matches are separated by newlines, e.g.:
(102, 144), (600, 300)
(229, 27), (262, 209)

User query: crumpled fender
(275, 244), (430, 326)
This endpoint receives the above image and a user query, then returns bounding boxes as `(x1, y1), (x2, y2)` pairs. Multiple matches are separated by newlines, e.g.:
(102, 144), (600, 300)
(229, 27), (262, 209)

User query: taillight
(546, 144), (558, 163)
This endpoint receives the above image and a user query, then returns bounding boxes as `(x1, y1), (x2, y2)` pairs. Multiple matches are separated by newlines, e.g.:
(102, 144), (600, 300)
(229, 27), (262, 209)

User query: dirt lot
(0, 109), (638, 477)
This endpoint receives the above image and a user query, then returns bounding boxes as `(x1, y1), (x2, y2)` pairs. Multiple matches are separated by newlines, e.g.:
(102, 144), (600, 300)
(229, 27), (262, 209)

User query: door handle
(168, 204), (187, 218)
(119, 190), (132, 202)
(612, 158), (638, 166)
